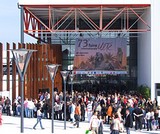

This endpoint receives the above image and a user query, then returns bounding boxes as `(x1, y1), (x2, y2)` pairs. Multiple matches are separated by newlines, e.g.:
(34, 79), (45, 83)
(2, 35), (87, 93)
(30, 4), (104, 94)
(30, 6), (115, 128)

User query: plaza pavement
(0, 115), (160, 134)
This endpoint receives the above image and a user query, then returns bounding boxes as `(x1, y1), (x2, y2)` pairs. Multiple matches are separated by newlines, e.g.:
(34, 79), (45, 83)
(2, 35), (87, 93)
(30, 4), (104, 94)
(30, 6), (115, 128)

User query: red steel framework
(22, 4), (150, 42)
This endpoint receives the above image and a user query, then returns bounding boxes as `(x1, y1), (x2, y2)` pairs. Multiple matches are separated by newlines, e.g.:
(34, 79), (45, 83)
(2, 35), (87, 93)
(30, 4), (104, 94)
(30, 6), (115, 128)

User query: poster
(73, 38), (127, 74)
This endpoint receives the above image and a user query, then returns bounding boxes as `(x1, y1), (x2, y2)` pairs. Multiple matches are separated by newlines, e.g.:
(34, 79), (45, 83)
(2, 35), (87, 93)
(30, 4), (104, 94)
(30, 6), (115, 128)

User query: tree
(137, 85), (150, 99)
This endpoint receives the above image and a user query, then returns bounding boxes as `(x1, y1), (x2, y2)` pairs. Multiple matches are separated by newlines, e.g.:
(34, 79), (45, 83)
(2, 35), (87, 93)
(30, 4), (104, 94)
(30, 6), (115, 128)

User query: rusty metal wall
(0, 43), (62, 101)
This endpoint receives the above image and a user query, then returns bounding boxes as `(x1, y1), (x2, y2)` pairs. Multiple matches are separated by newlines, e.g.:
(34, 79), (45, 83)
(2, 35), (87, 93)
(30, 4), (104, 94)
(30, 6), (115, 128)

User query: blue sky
(0, 0), (36, 46)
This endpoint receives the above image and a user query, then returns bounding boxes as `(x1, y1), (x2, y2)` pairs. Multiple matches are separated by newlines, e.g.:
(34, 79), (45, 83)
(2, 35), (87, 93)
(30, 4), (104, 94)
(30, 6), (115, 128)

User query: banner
(73, 38), (127, 74)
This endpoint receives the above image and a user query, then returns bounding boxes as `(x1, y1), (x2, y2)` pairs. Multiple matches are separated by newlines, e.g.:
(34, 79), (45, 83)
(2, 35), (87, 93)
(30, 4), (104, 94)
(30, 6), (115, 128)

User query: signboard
(73, 38), (127, 74)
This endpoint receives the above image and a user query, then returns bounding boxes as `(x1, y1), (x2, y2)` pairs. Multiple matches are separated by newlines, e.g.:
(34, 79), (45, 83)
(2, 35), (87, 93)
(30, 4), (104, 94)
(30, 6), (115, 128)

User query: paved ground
(0, 115), (160, 134)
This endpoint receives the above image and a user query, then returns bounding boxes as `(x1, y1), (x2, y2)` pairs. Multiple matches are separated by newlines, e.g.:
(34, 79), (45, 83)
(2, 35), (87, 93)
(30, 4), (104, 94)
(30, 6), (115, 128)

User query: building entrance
(68, 74), (136, 94)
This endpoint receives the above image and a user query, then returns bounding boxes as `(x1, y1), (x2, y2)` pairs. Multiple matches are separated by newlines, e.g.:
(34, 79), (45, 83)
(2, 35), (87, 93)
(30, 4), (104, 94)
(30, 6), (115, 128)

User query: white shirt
(37, 109), (42, 116)
(87, 103), (92, 112)
(27, 101), (35, 109)
(145, 112), (151, 120)
(112, 118), (121, 131)
(90, 115), (99, 128)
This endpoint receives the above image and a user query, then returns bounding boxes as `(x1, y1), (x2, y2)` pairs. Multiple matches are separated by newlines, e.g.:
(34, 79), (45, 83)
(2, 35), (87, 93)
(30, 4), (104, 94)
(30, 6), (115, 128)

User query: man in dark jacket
(133, 105), (143, 131)
(125, 109), (133, 134)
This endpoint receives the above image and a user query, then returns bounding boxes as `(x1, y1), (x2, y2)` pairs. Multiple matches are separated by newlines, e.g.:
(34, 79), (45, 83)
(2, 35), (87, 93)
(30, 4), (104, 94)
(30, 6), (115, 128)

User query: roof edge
(18, 0), (151, 6)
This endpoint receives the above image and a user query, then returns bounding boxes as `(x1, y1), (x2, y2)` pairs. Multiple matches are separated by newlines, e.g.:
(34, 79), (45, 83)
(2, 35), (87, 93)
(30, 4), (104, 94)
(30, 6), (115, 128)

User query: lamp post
(46, 64), (59, 133)
(60, 70), (69, 130)
(69, 71), (75, 99)
(9, 48), (37, 133)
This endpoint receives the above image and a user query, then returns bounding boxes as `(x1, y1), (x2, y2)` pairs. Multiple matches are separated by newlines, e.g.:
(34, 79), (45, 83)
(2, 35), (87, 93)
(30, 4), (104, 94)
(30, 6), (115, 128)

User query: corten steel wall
(0, 43), (3, 92)
(12, 43), (17, 100)
(0, 43), (62, 100)
(7, 43), (10, 91)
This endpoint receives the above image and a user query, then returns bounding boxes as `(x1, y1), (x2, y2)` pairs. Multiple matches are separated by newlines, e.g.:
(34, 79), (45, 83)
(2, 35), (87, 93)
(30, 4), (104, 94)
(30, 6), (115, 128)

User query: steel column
(21, 7), (24, 44)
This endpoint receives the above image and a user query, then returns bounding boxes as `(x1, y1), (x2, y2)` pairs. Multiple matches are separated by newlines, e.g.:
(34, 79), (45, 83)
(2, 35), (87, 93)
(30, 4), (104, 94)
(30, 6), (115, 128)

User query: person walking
(110, 113), (121, 134)
(80, 101), (86, 121)
(133, 104), (143, 131)
(98, 114), (104, 134)
(5, 97), (11, 116)
(73, 102), (81, 128)
(124, 109), (133, 134)
(145, 109), (152, 131)
(107, 104), (113, 124)
(154, 108), (159, 130)
(89, 111), (99, 134)
(33, 107), (45, 130)
(0, 103), (3, 125)
(70, 101), (76, 123)
(87, 101), (93, 122)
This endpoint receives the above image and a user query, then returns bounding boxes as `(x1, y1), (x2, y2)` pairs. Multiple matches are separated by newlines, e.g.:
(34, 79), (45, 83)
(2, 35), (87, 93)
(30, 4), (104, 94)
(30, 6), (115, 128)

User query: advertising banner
(73, 38), (127, 74)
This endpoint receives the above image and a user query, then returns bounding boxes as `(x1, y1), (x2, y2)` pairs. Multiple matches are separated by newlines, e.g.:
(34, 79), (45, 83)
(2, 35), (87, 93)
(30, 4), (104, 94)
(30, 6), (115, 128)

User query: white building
(17, 0), (160, 102)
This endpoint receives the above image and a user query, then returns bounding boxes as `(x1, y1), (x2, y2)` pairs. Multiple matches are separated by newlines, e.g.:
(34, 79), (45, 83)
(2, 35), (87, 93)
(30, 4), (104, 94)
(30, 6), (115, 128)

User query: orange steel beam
(24, 11), (30, 32)
(52, 8), (74, 30)
(31, 18), (37, 36)
(25, 28), (150, 32)
(22, 5), (151, 41)
(78, 8), (100, 30)
(24, 7), (52, 32)
(22, 4), (150, 8)
(127, 8), (129, 30)
(102, 8), (125, 31)
(49, 6), (51, 29)
(129, 8), (150, 28)
(100, 6), (103, 31)
(24, 7), (53, 42)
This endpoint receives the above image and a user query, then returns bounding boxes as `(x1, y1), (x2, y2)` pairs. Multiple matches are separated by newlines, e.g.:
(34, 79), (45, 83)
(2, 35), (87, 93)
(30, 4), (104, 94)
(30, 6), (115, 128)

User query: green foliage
(137, 85), (150, 99)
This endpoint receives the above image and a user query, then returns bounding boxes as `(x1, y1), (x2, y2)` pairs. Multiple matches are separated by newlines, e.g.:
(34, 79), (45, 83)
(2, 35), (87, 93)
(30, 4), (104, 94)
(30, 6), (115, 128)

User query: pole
(21, 77), (24, 133)
(20, 6), (24, 44)
(20, 10), (24, 132)
(64, 81), (66, 130)
(10, 49), (37, 133)
(71, 81), (73, 98)
(20, 11), (25, 131)
(52, 80), (54, 133)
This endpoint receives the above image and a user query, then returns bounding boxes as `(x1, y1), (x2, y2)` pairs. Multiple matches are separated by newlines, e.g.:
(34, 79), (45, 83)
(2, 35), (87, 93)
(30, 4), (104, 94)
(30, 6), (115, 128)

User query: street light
(46, 64), (60, 133)
(60, 70), (69, 130)
(69, 71), (75, 99)
(9, 48), (37, 133)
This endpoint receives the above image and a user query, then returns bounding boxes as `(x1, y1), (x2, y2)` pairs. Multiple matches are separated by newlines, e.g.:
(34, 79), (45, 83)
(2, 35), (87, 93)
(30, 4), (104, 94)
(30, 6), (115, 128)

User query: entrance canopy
(18, 0), (151, 43)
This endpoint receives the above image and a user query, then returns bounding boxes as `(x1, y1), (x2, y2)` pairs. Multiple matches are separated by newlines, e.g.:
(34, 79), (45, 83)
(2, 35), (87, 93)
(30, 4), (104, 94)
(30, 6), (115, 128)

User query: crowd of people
(0, 90), (160, 134)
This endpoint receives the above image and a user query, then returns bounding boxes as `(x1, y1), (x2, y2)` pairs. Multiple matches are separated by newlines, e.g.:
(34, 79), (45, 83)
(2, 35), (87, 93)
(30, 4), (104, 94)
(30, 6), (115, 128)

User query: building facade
(1, 0), (158, 101)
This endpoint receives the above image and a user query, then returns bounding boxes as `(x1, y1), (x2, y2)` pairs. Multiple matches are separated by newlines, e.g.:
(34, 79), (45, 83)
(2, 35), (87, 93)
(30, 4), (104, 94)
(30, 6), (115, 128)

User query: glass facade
(51, 31), (138, 92)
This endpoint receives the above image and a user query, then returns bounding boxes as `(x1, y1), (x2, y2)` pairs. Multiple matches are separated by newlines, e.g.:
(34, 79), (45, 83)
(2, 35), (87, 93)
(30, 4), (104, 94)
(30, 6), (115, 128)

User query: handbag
(85, 130), (95, 134)
(85, 130), (91, 134)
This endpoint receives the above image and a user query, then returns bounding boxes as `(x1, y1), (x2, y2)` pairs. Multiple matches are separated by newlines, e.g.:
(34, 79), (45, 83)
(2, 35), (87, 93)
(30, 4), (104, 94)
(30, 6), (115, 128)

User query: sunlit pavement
(0, 115), (159, 134)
